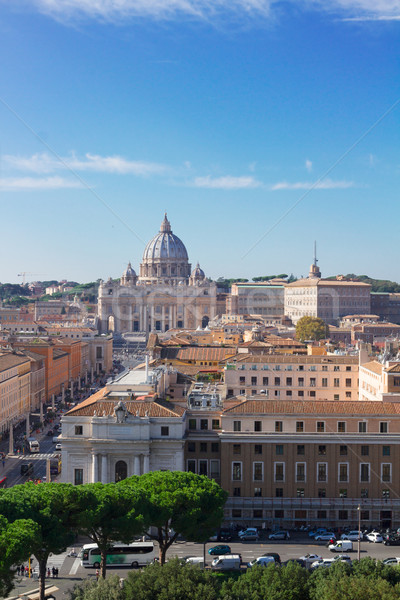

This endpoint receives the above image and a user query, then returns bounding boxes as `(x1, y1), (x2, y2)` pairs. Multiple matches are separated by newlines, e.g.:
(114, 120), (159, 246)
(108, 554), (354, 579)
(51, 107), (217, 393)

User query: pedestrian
(25, 566), (29, 577)
(55, 567), (59, 578)
(17, 566), (20, 576)
(52, 567), (55, 578)
(2, 458), (5, 467)
(47, 568), (50, 578)
(95, 569), (99, 581)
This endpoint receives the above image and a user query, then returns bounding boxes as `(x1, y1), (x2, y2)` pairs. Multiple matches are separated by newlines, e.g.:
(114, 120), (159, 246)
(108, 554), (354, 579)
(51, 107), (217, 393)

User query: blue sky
(0, 0), (399, 284)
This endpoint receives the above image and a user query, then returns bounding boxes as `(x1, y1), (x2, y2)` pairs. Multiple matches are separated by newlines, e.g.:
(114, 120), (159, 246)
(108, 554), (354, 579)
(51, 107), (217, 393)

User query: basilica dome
(139, 214), (191, 285)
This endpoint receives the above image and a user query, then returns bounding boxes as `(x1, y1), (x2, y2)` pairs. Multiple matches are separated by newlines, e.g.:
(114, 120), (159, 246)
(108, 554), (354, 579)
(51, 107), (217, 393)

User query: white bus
(80, 542), (156, 569)
(28, 440), (39, 453)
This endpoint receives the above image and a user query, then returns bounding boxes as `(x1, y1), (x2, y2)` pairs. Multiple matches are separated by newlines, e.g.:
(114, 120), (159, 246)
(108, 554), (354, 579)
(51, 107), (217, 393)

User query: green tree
(69, 574), (125, 600)
(126, 471), (227, 565)
(296, 316), (327, 342)
(221, 561), (309, 600)
(123, 558), (221, 600)
(73, 482), (147, 578)
(0, 515), (40, 597)
(0, 483), (80, 600)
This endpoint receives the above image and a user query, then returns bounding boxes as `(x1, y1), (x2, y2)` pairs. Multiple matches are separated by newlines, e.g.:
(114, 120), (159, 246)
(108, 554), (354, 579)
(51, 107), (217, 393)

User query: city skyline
(1, 1), (399, 283)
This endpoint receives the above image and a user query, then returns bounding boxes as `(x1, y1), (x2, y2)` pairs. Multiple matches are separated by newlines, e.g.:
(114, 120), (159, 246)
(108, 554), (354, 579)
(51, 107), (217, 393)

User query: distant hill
(325, 274), (400, 293)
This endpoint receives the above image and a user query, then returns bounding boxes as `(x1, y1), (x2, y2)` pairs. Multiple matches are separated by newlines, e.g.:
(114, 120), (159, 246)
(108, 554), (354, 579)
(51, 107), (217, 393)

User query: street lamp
(357, 504), (361, 561)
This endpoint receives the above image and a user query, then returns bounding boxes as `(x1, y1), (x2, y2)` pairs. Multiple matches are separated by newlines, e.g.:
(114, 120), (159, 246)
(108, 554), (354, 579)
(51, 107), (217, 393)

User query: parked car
(382, 557), (400, 565)
(238, 528), (259, 541)
(269, 530), (290, 540)
(309, 528), (328, 538)
(310, 558), (334, 569)
(209, 529), (232, 542)
(384, 536), (400, 546)
(47, 429), (54, 436)
(248, 556), (275, 568)
(314, 532), (336, 541)
(208, 545), (231, 556)
(332, 554), (352, 564)
(341, 531), (363, 541)
(329, 540), (353, 553)
(262, 552), (281, 564)
(299, 553), (322, 567)
(55, 443), (62, 451)
(211, 554), (241, 571)
(366, 532), (383, 543)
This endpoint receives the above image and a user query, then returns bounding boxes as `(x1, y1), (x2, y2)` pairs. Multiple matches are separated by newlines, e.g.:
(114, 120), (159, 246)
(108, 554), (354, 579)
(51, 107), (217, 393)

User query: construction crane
(17, 272), (48, 285)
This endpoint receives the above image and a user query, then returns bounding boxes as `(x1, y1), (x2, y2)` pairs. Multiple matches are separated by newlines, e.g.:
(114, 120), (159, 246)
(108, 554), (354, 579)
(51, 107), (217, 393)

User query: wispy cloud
(3, 152), (168, 176)
(305, 159), (313, 172)
(0, 176), (84, 191)
(270, 178), (355, 190)
(193, 175), (262, 189)
(16, 0), (400, 23)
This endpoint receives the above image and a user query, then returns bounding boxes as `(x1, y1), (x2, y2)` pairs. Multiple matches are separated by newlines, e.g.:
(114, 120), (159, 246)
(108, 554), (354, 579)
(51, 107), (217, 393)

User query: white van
(329, 540), (353, 552)
(186, 557), (205, 567)
(211, 554), (241, 571)
(248, 556), (275, 568)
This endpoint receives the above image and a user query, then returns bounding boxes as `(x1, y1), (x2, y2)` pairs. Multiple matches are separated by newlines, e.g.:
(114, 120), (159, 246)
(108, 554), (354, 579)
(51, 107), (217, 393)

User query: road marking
(70, 559), (81, 575)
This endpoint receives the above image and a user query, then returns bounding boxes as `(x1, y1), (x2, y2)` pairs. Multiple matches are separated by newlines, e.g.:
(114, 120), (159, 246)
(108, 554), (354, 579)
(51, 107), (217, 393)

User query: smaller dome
(191, 262), (205, 279)
(123, 262), (136, 278)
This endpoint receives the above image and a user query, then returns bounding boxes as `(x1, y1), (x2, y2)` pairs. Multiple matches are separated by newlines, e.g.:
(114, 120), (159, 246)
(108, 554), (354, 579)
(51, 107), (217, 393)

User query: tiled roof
(66, 390), (185, 418)
(223, 399), (400, 416)
(160, 347), (236, 362)
(361, 361), (383, 375)
(0, 353), (31, 371)
(387, 363), (400, 373)
(226, 354), (358, 364)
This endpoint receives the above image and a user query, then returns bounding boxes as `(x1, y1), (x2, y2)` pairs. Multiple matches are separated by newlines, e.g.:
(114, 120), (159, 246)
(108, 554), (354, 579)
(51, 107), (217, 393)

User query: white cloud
(15, 0), (400, 23)
(0, 176), (84, 191)
(270, 178), (355, 190)
(3, 152), (168, 176)
(305, 159), (313, 172)
(193, 175), (262, 189)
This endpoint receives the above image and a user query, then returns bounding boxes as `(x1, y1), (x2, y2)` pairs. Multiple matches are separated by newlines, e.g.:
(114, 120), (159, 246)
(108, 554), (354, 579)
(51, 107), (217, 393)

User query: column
(143, 454), (150, 474)
(52, 394), (55, 410)
(150, 306), (155, 332)
(101, 454), (108, 483)
(26, 413), (30, 439)
(85, 371), (88, 386)
(8, 423), (13, 455)
(39, 395), (43, 422)
(161, 306), (166, 332)
(134, 455), (140, 476)
(78, 377), (81, 391)
(92, 453), (99, 482)
(70, 380), (74, 396)
(91, 366), (94, 382)
(61, 384), (65, 403)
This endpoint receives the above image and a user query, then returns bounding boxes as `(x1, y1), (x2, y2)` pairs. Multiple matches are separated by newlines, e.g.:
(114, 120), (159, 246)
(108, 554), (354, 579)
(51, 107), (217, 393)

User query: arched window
(115, 460), (128, 482)
(202, 316), (209, 328)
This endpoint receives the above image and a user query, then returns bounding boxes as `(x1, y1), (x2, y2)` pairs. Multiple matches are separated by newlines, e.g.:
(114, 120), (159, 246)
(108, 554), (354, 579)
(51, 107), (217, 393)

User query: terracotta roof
(226, 354), (358, 365)
(66, 390), (185, 418)
(161, 347), (236, 362)
(223, 399), (400, 416)
(361, 361), (383, 375)
(387, 363), (400, 373)
(0, 353), (31, 371)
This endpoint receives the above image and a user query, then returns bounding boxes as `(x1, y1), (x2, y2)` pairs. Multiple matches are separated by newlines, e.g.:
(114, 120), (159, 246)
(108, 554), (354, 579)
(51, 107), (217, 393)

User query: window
(334, 394), (339, 401)
(233, 421), (241, 432)
(317, 463), (327, 482)
(188, 442), (195, 452)
(251, 376), (257, 385)
(298, 391), (304, 397)
(211, 442), (219, 453)
(338, 422), (346, 433)
(317, 510), (327, 519)
(338, 510), (348, 520)
(275, 421), (283, 432)
(380, 422), (388, 433)
(233, 444), (241, 455)
(318, 489), (326, 498)
(275, 444), (284, 455)
(286, 377), (292, 385)
(383, 446), (391, 456)
(298, 378), (304, 386)
(232, 462), (242, 481)
(383, 489), (390, 499)
(297, 488), (305, 497)
(200, 442), (207, 453)
(361, 489), (369, 498)
(340, 445), (347, 456)
(253, 509), (263, 519)
(74, 468), (83, 485)
(274, 462), (285, 482)
(338, 463), (348, 482)
(254, 444), (262, 455)
(360, 463), (370, 482)
(239, 376), (246, 384)
(262, 376), (269, 385)
(212, 419), (220, 430)
(187, 459), (196, 473)
(274, 377), (280, 386)
(210, 460), (220, 478)
(254, 488), (262, 497)
(232, 509), (242, 518)
(253, 462), (263, 481)
(339, 489), (347, 498)
(346, 378), (352, 387)
(296, 421), (304, 433)
(296, 463), (306, 482)
(361, 510), (370, 520)
(115, 460), (127, 482)
(346, 366), (351, 371)
(318, 445), (326, 455)
(75, 425), (83, 435)
(233, 487), (241, 497)
(317, 422), (325, 433)
(254, 421), (262, 432)
(382, 463), (392, 483)
(297, 444), (305, 455)
(334, 366), (340, 372)
(346, 392), (352, 398)
(200, 419), (208, 430)
(188, 419), (196, 430)
(322, 378), (328, 387)
(287, 390), (292, 397)
(358, 422), (367, 433)
(361, 445), (369, 456)
(275, 488), (283, 497)
(309, 391), (316, 397)
(334, 378), (340, 387)
(161, 426), (169, 436)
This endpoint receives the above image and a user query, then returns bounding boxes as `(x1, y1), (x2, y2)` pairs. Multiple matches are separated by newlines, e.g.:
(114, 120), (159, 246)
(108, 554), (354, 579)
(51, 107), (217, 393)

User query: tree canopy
(296, 316), (327, 342)
(0, 515), (40, 597)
